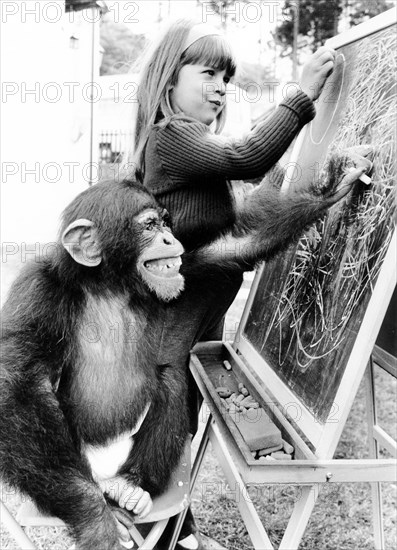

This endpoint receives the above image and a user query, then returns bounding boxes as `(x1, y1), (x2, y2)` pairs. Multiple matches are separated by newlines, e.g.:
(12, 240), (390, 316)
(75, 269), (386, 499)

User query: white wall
(1, 1), (100, 244)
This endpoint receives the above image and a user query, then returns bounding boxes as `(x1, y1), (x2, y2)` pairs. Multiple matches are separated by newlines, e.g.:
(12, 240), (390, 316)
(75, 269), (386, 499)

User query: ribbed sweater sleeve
(155, 91), (315, 183)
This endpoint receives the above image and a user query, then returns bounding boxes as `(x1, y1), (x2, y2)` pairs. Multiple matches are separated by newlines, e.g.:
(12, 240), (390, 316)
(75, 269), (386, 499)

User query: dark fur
(0, 181), (189, 550)
(0, 171), (349, 549)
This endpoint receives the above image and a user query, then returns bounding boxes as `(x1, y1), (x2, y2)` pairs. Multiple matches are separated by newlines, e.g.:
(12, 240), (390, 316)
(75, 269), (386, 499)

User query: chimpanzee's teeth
(144, 257), (182, 274)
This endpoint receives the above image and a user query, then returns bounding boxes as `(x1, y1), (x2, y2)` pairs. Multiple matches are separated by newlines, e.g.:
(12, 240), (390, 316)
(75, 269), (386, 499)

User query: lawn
(1, 251), (396, 549)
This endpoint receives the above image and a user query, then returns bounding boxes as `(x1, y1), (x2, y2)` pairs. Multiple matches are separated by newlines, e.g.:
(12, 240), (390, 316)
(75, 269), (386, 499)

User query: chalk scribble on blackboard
(244, 26), (396, 423)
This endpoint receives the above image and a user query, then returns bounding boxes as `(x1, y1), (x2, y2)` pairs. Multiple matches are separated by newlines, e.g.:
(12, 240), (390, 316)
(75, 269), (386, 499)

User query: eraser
(232, 408), (282, 451)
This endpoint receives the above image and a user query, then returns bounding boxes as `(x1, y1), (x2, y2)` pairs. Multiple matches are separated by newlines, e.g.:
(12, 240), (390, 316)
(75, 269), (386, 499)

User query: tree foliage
(275, 0), (342, 53)
(348, 0), (394, 25)
(275, 0), (394, 54)
(100, 13), (147, 76)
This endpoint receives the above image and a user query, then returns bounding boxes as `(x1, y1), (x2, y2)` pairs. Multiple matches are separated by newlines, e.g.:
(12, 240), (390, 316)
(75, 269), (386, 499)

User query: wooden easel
(189, 231), (396, 549)
(190, 10), (397, 548)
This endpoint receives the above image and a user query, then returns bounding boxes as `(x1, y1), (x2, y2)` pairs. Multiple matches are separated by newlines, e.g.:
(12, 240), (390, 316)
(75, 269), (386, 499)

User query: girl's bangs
(182, 35), (237, 77)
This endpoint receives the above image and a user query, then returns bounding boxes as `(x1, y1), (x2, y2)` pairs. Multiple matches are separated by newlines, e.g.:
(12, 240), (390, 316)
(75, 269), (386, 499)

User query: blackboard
(242, 24), (396, 424)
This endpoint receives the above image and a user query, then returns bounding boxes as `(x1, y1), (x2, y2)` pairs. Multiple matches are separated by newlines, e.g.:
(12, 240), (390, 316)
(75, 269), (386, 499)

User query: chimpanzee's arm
(186, 151), (372, 272)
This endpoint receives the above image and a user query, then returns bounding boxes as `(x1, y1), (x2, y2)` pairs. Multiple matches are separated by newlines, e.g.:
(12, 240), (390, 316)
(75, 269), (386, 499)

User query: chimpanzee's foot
(101, 476), (153, 517)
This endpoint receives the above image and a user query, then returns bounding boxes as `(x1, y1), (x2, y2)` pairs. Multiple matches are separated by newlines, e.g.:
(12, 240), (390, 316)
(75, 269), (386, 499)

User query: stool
(2, 441), (191, 550)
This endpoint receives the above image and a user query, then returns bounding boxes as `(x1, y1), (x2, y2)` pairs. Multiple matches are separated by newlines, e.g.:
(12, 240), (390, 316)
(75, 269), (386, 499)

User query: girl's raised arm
(152, 90), (314, 182)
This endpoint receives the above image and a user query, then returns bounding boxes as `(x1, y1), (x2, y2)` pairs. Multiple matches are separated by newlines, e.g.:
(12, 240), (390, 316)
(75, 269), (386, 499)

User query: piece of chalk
(120, 539), (135, 549)
(271, 452), (292, 460)
(223, 360), (232, 370)
(348, 167), (371, 185)
(258, 444), (283, 456)
(215, 387), (232, 398)
(240, 396), (256, 407)
(282, 439), (295, 455)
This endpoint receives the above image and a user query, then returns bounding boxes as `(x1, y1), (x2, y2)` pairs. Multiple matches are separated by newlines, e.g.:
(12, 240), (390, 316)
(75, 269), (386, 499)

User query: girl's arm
(154, 91), (314, 183)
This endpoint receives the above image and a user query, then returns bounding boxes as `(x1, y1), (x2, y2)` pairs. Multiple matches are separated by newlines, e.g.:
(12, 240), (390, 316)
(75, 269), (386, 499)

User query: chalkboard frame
(234, 10), (397, 457)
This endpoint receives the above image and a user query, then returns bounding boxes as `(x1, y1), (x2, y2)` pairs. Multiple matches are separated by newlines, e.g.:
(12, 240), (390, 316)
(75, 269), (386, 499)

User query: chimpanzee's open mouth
(143, 256), (182, 278)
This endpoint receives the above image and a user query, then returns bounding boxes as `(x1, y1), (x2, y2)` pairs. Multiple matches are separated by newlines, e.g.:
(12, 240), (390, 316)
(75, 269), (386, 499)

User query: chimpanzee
(0, 154), (370, 550)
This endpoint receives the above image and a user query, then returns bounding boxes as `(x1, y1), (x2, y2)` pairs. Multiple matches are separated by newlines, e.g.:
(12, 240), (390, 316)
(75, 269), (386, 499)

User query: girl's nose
(216, 81), (226, 96)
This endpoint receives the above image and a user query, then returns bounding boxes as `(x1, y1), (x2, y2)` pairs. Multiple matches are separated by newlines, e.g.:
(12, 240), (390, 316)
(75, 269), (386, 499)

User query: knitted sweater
(143, 91), (315, 250)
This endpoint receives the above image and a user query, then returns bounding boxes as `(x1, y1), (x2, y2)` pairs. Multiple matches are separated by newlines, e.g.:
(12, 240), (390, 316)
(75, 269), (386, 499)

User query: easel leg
(208, 419), (274, 550)
(278, 485), (319, 550)
(365, 358), (385, 550)
(191, 415), (211, 493)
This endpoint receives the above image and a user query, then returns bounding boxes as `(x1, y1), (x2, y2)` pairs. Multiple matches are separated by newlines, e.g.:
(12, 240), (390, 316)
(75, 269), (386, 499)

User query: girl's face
(170, 64), (230, 125)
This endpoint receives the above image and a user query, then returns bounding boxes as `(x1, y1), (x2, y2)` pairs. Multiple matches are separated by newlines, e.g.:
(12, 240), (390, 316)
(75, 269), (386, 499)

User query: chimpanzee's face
(135, 209), (185, 301)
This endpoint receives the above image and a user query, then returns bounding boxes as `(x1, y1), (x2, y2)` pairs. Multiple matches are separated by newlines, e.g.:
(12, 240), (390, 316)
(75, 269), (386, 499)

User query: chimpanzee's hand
(321, 145), (374, 205)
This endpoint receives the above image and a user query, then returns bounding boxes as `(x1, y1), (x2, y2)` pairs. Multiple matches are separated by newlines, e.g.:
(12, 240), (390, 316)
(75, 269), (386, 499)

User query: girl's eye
(224, 76), (230, 84)
(204, 70), (215, 76)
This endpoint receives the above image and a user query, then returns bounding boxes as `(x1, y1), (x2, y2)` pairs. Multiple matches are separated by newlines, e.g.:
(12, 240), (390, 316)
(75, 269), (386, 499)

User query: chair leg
(1, 500), (37, 550)
(139, 519), (169, 549)
(165, 509), (190, 550)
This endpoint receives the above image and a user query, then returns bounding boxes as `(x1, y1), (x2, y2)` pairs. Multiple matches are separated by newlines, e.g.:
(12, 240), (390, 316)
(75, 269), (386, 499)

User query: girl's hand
(299, 46), (336, 101)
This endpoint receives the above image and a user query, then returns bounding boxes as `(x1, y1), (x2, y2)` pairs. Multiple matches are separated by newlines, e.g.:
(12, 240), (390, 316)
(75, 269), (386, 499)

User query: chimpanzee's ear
(61, 219), (102, 267)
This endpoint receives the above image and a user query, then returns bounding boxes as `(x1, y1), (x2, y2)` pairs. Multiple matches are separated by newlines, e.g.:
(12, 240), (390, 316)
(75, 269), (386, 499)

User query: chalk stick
(257, 444), (283, 456)
(271, 452), (292, 460)
(223, 360), (232, 371)
(233, 408), (282, 451)
(229, 403), (239, 415)
(282, 439), (294, 455)
(220, 398), (230, 410)
(348, 166), (371, 185)
(240, 396), (256, 407)
(120, 539), (135, 549)
(215, 387), (232, 398)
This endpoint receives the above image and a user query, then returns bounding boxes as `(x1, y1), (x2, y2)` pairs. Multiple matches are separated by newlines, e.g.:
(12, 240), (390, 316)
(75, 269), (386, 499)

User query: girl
(132, 18), (336, 252)
(128, 18), (337, 550)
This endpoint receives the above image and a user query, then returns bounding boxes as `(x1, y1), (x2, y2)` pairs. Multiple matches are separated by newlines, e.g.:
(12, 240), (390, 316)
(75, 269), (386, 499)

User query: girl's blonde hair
(131, 19), (237, 181)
